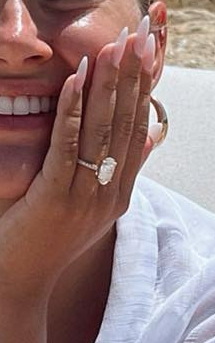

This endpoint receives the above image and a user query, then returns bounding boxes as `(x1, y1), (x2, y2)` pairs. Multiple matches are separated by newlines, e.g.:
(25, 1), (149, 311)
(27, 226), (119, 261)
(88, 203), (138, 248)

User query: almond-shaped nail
(148, 123), (163, 145)
(74, 56), (88, 93)
(142, 33), (156, 72)
(133, 15), (150, 59)
(111, 27), (128, 68)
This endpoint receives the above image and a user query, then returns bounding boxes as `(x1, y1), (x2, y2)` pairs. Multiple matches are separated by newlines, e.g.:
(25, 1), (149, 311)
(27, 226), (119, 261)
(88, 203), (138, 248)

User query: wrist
(0, 273), (55, 308)
(0, 295), (48, 343)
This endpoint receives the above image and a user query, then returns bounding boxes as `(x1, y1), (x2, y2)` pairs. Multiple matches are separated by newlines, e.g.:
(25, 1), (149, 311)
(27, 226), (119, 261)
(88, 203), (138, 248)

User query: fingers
(74, 18), (154, 202)
(79, 28), (128, 164)
(108, 17), (150, 180)
(120, 35), (156, 198)
(45, 16), (154, 204)
(73, 28), (128, 191)
(41, 57), (88, 193)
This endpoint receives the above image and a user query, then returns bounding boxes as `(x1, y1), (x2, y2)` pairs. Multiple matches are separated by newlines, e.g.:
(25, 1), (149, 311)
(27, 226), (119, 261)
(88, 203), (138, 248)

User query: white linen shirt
(95, 175), (215, 343)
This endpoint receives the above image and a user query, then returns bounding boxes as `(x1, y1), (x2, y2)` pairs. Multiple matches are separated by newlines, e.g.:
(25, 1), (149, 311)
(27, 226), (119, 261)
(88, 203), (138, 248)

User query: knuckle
(102, 79), (117, 92)
(139, 91), (150, 103)
(61, 136), (79, 155)
(133, 124), (148, 144)
(66, 116), (81, 129)
(57, 116), (80, 155)
(121, 71), (139, 83)
(142, 99), (150, 109)
(69, 108), (81, 118)
(63, 115), (81, 133)
(94, 124), (112, 145)
(140, 102), (150, 116)
(118, 113), (134, 136)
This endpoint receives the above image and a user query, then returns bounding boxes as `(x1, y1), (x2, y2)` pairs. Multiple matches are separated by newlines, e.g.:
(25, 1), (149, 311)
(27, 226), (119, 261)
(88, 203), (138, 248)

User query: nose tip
(0, 1), (53, 71)
(0, 38), (53, 70)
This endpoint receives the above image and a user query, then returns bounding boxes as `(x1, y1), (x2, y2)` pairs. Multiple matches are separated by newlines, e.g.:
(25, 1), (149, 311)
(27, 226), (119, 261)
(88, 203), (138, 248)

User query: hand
(0, 27), (155, 302)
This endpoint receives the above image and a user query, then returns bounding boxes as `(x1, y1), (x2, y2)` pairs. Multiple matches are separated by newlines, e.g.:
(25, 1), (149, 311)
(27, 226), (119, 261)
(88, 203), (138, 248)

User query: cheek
(51, 11), (123, 72)
(49, 15), (120, 109)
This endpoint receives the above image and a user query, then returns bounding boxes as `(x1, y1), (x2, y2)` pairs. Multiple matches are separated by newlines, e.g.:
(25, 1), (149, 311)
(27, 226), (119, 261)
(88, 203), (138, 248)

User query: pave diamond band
(77, 158), (98, 171)
(77, 157), (117, 185)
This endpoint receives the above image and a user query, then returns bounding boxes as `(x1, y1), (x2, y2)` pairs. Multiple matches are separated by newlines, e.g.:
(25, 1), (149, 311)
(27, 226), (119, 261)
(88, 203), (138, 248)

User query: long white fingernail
(133, 15), (150, 59)
(111, 27), (128, 68)
(148, 123), (162, 144)
(74, 56), (88, 93)
(142, 34), (156, 72)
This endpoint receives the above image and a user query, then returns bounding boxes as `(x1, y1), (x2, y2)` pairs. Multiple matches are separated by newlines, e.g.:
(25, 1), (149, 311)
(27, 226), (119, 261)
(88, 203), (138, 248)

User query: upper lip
(0, 79), (64, 97)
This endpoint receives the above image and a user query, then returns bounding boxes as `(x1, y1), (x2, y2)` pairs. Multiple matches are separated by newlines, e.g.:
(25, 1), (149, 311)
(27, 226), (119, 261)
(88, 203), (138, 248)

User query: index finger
(41, 58), (88, 194)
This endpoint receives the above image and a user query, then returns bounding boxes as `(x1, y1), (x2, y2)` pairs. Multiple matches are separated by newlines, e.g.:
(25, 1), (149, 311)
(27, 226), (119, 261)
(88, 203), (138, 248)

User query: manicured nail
(148, 123), (162, 144)
(142, 34), (156, 72)
(111, 27), (128, 68)
(74, 56), (88, 93)
(133, 15), (150, 59)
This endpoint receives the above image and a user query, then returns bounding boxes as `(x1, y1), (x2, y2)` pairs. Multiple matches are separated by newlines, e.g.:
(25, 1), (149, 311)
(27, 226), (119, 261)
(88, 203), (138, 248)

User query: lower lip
(0, 113), (56, 130)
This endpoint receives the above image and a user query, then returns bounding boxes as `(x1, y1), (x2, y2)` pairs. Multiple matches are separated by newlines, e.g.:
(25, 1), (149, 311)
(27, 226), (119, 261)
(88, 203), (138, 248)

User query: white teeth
(29, 96), (40, 114)
(0, 96), (13, 115)
(41, 96), (50, 113)
(14, 96), (29, 115)
(0, 95), (57, 115)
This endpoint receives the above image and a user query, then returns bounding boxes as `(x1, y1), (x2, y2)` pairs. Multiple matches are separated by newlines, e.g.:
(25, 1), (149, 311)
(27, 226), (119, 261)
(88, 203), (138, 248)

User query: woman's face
(0, 0), (142, 199)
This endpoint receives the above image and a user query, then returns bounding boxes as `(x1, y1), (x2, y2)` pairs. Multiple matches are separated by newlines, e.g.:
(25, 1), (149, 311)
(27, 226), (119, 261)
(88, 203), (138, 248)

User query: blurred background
(165, 0), (215, 69)
(143, 1), (215, 211)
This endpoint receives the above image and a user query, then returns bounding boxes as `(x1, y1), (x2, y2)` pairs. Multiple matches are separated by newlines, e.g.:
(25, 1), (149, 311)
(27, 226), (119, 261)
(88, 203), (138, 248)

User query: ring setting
(77, 157), (117, 185)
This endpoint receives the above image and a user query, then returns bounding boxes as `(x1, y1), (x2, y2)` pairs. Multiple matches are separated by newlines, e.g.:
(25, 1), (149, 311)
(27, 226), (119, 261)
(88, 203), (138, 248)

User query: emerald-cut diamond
(96, 157), (117, 185)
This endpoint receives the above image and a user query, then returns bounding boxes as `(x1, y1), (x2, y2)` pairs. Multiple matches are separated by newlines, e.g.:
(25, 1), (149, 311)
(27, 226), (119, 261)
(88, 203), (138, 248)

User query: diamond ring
(77, 157), (117, 185)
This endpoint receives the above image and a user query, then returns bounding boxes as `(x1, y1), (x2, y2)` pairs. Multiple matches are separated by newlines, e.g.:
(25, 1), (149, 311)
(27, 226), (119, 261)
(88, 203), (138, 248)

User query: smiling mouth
(0, 95), (58, 116)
